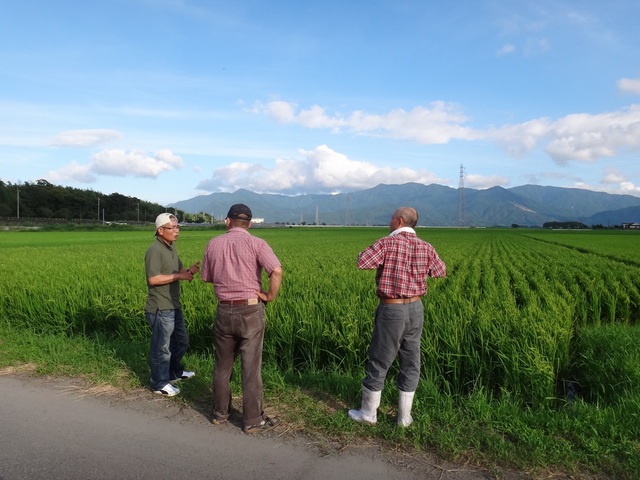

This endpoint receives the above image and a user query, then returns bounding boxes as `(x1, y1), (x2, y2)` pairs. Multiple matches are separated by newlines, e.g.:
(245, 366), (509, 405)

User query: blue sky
(2, 0), (640, 206)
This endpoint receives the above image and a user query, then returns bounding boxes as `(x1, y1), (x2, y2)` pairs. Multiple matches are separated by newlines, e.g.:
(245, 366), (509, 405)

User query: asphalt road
(0, 374), (512, 480)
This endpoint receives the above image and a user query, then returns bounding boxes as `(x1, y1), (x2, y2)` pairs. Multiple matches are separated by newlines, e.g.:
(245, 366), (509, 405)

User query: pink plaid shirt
(357, 230), (446, 299)
(201, 228), (281, 301)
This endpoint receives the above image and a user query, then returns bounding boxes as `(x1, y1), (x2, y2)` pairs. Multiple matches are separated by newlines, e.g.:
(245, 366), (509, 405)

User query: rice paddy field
(1, 226), (639, 478)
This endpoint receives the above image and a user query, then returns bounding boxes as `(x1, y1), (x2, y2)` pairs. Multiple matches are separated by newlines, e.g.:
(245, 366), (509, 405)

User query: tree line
(0, 179), (183, 224)
(542, 221), (590, 229)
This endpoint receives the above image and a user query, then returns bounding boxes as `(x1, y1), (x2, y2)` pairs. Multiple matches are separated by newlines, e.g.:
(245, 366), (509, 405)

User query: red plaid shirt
(357, 230), (446, 299)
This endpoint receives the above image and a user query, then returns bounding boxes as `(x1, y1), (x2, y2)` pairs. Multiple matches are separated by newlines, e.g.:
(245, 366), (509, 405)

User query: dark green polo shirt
(145, 236), (184, 313)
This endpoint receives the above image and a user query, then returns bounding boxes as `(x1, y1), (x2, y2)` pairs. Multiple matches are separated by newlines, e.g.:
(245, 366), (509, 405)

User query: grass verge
(1, 324), (637, 480)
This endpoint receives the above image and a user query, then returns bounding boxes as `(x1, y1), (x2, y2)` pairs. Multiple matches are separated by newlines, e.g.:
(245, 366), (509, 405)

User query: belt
(218, 298), (261, 306)
(380, 296), (421, 304)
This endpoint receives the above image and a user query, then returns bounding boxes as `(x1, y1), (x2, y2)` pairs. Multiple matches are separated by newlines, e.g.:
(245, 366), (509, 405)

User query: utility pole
(16, 187), (19, 219)
(344, 195), (352, 226)
(456, 164), (467, 227)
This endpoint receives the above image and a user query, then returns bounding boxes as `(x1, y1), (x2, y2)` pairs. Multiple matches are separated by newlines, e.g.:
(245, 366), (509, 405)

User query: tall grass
(2, 228), (638, 402)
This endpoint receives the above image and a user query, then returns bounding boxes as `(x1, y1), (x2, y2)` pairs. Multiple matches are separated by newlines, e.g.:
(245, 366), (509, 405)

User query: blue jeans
(146, 308), (189, 390)
(363, 300), (424, 392)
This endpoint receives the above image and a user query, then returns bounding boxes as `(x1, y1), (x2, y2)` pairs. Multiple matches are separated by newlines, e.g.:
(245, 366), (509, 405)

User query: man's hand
(255, 266), (283, 303)
(186, 261), (201, 276)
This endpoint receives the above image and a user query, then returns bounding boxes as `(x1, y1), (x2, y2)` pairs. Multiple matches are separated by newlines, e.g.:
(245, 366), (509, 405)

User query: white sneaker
(171, 371), (195, 382)
(153, 383), (180, 396)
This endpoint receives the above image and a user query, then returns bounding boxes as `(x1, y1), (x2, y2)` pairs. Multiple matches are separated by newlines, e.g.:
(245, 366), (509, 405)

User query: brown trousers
(212, 302), (266, 427)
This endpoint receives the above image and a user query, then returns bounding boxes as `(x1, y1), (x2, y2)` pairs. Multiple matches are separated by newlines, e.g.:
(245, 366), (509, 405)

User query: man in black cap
(201, 204), (283, 433)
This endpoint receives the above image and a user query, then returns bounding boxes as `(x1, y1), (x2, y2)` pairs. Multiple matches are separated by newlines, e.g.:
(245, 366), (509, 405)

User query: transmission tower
(344, 195), (352, 226)
(456, 164), (467, 227)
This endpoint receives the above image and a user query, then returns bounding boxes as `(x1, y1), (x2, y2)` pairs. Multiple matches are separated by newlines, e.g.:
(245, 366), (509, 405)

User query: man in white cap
(144, 212), (200, 396)
(201, 204), (283, 433)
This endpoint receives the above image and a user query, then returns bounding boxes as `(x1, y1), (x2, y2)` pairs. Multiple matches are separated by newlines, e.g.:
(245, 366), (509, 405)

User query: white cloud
(618, 78), (640, 95)
(348, 103), (475, 143)
(617, 182), (640, 195)
(497, 44), (516, 55)
(601, 166), (627, 184)
(485, 105), (640, 164)
(48, 129), (123, 147)
(91, 149), (184, 177)
(573, 180), (640, 197)
(465, 174), (510, 189)
(47, 149), (184, 183)
(486, 118), (551, 157)
(255, 100), (476, 144)
(47, 161), (96, 183)
(544, 106), (640, 163)
(598, 167), (640, 195)
(252, 100), (298, 124)
(255, 98), (640, 168)
(563, 167), (640, 196)
(298, 105), (346, 131)
(197, 144), (446, 194)
(154, 149), (184, 168)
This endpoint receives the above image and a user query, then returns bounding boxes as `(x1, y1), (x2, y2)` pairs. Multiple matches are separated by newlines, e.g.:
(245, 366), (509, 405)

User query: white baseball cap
(155, 213), (177, 229)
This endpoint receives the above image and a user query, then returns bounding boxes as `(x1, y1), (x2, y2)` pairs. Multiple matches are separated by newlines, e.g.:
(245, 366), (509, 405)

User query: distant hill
(169, 183), (640, 227)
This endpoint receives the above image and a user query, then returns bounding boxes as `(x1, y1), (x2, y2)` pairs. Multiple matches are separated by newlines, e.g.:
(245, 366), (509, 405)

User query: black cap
(227, 203), (252, 220)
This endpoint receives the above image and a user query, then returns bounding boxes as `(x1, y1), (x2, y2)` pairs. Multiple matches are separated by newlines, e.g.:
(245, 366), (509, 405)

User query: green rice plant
(262, 228), (377, 373)
(568, 323), (640, 404)
(522, 229), (640, 265)
(1, 227), (639, 408)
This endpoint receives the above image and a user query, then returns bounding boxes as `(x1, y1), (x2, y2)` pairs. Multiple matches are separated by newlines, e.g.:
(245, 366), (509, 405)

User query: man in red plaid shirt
(349, 207), (446, 427)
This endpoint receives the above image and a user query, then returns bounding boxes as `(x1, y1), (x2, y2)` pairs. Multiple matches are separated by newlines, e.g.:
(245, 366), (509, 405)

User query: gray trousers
(363, 300), (424, 392)
(212, 302), (266, 427)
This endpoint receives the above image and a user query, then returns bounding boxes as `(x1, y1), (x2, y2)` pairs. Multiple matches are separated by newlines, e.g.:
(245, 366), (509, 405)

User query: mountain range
(169, 183), (640, 227)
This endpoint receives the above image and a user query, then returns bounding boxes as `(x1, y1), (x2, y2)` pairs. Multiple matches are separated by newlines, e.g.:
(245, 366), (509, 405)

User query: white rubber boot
(397, 390), (415, 427)
(348, 387), (381, 425)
